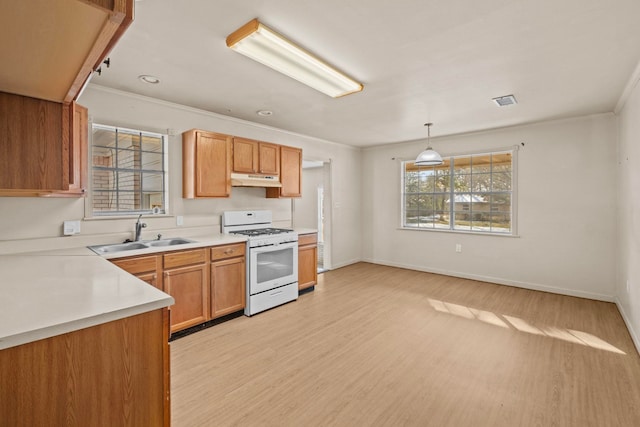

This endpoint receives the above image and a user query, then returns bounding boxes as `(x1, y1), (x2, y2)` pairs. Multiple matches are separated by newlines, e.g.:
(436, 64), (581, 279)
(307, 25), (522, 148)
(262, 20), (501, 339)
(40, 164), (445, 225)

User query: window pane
(118, 171), (140, 193)
(490, 194), (511, 211)
(92, 168), (115, 192)
(471, 173), (492, 192)
(453, 174), (472, 192)
(93, 146), (115, 164)
(142, 151), (163, 171)
(141, 135), (163, 152)
(142, 173), (164, 192)
(493, 153), (512, 172)
(116, 148), (139, 170)
(143, 192), (164, 210)
(118, 190), (139, 211)
(117, 130), (140, 150)
(492, 172), (512, 191)
(418, 170), (435, 192)
(490, 213), (511, 232)
(453, 212), (472, 230)
(453, 157), (472, 175)
(405, 170), (420, 193)
(93, 127), (116, 148)
(472, 154), (491, 173)
(405, 209), (420, 226)
(93, 191), (116, 212)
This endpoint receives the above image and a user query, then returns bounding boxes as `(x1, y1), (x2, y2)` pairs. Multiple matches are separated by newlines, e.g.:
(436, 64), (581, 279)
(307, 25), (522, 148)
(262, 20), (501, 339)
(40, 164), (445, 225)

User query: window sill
(398, 227), (519, 238)
(84, 214), (174, 221)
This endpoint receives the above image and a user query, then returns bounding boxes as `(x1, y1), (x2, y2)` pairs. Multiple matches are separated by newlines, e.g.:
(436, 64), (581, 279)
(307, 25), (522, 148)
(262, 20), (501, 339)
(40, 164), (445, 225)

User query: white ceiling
(92, 0), (640, 147)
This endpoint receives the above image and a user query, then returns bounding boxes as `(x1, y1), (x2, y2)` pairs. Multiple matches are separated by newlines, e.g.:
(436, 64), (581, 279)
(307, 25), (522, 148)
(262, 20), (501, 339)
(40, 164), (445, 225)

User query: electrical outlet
(176, 215), (184, 226)
(455, 244), (462, 253)
(63, 220), (81, 236)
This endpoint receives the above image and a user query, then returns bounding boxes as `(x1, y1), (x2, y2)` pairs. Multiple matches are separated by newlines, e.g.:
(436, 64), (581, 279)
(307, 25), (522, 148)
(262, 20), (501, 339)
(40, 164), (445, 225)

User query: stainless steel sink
(146, 238), (194, 247)
(88, 238), (196, 255)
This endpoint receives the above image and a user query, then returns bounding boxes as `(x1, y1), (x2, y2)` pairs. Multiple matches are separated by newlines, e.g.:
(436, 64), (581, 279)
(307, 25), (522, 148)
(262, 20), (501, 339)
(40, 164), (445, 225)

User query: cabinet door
(66, 102), (88, 195)
(137, 271), (162, 290)
(298, 242), (318, 290)
(0, 93), (64, 193)
(258, 142), (280, 175)
(164, 263), (209, 332)
(267, 145), (302, 198)
(111, 254), (163, 290)
(196, 131), (231, 197)
(232, 137), (258, 173)
(211, 257), (245, 318)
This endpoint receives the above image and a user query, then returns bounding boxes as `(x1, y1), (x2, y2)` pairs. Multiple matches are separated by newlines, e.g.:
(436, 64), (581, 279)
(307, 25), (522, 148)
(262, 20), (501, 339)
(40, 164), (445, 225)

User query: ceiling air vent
(492, 94), (517, 106)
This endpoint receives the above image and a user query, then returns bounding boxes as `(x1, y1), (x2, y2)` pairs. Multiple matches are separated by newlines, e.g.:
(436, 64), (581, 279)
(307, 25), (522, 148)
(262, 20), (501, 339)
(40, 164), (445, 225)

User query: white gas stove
(221, 210), (298, 315)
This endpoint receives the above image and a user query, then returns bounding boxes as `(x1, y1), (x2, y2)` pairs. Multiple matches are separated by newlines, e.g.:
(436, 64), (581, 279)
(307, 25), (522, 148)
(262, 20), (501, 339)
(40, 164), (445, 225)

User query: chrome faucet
(134, 214), (147, 241)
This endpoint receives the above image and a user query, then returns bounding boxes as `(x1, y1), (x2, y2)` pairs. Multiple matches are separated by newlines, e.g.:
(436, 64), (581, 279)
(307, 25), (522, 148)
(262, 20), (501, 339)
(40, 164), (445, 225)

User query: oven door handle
(251, 241), (298, 253)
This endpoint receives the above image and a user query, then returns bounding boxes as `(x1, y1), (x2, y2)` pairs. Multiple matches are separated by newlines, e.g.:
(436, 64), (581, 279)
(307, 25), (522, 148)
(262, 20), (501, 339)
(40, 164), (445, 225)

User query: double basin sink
(89, 238), (196, 255)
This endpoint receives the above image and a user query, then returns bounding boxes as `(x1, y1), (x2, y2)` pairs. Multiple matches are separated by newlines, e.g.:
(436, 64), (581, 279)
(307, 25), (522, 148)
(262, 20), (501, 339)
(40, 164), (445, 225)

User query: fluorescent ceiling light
(226, 19), (363, 98)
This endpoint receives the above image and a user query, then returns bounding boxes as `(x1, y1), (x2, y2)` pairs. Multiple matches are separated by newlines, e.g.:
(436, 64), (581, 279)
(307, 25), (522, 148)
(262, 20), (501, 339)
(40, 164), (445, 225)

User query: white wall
(0, 85), (363, 269)
(617, 76), (640, 349)
(294, 166), (323, 229)
(361, 114), (618, 301)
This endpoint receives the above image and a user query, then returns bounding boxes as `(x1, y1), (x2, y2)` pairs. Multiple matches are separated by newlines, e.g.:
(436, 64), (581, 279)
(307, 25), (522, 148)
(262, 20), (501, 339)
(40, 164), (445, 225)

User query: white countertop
(95, 234), (247, 260)
(0, 254), (173, 350)
(295, 228), (318, 235)
(0, 234), (248, 350)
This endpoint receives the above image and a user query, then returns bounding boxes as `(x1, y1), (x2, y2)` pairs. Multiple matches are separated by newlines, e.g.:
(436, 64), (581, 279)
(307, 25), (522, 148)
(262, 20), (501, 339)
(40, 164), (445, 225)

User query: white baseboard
(361, 258), (616, 302)
(615, 298), (640, 356)
(330, 258), (362, 270)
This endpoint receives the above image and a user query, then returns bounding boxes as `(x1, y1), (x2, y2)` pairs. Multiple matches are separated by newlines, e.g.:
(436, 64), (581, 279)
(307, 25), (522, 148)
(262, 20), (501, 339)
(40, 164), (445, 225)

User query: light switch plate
(176, 215), (184, 226)
(63, 220), (81, 236)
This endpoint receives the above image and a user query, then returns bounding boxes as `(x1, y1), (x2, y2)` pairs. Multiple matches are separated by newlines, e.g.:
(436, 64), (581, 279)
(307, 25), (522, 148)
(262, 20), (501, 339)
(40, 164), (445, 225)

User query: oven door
(249, 241), (298, 295)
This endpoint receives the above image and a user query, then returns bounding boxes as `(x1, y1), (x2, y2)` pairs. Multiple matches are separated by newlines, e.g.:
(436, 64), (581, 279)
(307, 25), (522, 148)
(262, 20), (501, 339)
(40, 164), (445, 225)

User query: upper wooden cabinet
(232, 137), (280, 175)
(0, 0), (134, 103)
(266, 145), (302, 198)
(0, 0), (133, 198)
(0, 93), (88, 197)
(183, 130), (232, 198)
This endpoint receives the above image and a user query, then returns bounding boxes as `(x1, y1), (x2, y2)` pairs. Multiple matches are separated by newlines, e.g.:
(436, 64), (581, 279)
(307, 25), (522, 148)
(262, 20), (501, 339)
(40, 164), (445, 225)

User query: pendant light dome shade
(415, 123), (443, 166)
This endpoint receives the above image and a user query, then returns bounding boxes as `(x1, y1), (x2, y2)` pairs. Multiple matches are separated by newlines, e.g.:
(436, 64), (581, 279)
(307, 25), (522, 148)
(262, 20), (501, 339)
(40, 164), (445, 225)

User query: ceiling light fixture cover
(415, 123), (443, 166)
(226, 19), (363, 98)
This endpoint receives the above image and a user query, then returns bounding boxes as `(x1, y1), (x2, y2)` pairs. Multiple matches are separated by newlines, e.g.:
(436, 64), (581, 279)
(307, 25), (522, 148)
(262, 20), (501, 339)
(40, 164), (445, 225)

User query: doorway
(292, 159), (331, 272)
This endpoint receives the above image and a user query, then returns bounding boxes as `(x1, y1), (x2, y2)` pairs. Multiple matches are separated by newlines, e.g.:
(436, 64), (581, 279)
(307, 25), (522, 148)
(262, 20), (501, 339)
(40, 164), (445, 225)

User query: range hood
(231, 173), (282, 188)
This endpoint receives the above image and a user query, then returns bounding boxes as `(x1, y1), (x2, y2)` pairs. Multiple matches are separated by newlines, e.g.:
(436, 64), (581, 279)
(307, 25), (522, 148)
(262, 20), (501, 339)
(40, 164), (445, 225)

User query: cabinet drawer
(211, 243), (246, 261)
(112, 255), (159, 275)
(298, 233), (317, 246)
(164, 248), (207, 269)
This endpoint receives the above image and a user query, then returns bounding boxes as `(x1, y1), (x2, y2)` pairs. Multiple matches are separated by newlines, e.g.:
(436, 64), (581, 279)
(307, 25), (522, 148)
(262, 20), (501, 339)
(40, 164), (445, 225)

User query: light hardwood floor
(171, 263), (640, 426)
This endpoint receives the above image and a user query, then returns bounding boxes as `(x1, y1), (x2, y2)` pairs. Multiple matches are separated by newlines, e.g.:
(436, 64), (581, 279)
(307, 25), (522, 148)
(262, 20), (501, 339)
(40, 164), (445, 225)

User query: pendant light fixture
(415, 123), (443, 166)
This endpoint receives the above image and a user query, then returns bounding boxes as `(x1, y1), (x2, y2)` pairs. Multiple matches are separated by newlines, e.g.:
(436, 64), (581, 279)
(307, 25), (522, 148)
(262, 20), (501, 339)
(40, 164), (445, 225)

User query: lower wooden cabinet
(298, 233), (318, 290)
(211, 243), (246, 318)
(0, 309), (170, 426)
(163, 249), (209, 333)
(111, 254), (162, 289)
(111, 243), (247, 334)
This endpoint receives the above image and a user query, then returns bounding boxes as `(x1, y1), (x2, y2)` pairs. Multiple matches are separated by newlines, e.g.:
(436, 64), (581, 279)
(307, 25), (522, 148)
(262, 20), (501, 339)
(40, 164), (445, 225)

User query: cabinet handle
(224, 249), (234, 254)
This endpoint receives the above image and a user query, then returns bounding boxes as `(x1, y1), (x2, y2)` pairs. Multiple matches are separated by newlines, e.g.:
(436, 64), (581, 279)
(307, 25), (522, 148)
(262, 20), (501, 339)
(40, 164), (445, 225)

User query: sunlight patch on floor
(428, 298), (626, 354)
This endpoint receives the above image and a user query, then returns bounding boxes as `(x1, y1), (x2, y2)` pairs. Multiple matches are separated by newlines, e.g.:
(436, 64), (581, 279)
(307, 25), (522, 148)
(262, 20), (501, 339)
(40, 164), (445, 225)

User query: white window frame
(401, 146), (518, 236)
(88, 123), (169, 218)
